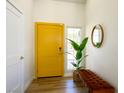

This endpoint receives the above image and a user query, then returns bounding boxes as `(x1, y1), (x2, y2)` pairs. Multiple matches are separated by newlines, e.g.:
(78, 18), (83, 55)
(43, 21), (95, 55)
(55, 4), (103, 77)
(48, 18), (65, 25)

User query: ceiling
(54, 0), (86, 4)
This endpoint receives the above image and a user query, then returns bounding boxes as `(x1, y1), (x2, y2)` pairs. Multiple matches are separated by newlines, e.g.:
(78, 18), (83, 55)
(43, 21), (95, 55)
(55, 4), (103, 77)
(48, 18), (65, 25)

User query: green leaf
(77, 55), (88, 65)
(65, 52), (76, 59)
(77, 59), (83, 65)
(76, 51), (82, 60)
(80, 37), (88, 51)
(66, 37), (88, 70)
(67, 38), (80, 51)
(96, 42), (101, 48)
(71, 62), (77, 67)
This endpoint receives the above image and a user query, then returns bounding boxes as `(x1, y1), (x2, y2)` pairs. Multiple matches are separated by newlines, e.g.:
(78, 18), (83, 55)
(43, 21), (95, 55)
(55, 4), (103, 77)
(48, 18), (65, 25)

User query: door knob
(20, 56), (24, 60)
(59, 47), (62, 51)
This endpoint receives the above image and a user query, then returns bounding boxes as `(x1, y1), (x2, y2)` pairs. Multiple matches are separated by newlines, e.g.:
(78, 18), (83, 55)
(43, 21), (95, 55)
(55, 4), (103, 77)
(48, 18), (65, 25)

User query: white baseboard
(64, 72), (73, 77)
(10, 85), (20, 93)
(24, 77), (33, 92)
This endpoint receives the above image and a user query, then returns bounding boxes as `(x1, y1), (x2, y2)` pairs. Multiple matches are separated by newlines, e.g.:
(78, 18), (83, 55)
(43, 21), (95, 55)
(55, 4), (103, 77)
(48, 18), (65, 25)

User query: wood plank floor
(25, 77), (89, 93)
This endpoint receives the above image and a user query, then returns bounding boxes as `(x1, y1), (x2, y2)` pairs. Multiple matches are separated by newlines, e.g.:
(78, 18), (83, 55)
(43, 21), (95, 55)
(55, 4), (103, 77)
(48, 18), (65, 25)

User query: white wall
(33, 0), (85, 27)
(9, 0), (34, 91)
(33, 0), (85, 74)
(85, 0), (118, 92)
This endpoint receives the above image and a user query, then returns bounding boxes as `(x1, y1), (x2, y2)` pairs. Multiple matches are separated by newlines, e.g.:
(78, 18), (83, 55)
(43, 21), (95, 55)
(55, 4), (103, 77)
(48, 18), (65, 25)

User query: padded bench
(78, 69), (115, 93)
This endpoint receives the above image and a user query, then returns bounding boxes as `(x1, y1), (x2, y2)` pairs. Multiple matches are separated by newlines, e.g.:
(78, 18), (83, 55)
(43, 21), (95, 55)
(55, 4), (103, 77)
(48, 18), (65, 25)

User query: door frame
(35, 22), (64, 78)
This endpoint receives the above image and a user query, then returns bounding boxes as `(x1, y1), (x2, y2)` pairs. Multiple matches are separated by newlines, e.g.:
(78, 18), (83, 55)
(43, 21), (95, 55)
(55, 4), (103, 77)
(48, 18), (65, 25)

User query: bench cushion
(78, 69), (114, 91)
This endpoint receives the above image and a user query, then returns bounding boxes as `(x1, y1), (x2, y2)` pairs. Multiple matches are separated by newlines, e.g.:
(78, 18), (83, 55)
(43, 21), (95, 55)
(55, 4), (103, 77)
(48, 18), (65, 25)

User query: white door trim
(7, 0), (23, 14)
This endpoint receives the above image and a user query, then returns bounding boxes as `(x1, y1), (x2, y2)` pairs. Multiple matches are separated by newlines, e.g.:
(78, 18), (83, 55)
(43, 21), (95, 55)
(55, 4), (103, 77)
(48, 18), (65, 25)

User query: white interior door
(6, 1), (24, 93)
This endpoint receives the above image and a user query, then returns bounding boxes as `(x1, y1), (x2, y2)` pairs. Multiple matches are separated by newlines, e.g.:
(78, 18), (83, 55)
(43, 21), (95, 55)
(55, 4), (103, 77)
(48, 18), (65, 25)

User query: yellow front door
(35, 22), (64, 77)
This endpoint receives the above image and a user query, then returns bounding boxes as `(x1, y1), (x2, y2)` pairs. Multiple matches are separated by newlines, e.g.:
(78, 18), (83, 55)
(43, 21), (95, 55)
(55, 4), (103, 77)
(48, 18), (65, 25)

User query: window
(67, 27), (81, 71)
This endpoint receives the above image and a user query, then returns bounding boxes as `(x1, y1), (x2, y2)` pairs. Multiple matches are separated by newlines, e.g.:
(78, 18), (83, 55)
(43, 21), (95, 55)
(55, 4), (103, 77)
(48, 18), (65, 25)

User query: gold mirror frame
(91, 24), (104, 48)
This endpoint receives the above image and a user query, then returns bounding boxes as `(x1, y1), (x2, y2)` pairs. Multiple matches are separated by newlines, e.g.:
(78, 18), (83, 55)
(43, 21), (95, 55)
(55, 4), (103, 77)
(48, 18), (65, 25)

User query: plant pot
(73, 70), (81, 82)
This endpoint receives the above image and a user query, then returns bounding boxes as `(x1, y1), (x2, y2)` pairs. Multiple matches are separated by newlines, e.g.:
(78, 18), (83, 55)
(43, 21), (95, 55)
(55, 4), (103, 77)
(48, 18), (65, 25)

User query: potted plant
(67, 37), (88, 81)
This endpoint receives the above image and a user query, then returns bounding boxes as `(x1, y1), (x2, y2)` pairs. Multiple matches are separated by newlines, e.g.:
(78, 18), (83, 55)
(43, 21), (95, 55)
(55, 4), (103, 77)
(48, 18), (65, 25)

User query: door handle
(20, 56), (24, 60)
(58, 47), (63, 54)
(59, 47), (62, 51)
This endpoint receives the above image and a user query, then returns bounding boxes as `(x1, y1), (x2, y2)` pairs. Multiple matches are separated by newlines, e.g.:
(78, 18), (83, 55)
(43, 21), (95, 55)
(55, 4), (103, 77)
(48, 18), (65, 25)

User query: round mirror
(91, 24), (104, 48)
